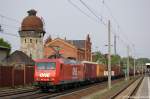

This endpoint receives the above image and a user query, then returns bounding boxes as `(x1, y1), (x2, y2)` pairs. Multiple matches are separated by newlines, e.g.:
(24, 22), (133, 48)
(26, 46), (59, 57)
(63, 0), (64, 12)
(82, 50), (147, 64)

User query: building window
(25, 39), (26, 43)
(30, 53), (32, 58)
(30, 39), (32, 43)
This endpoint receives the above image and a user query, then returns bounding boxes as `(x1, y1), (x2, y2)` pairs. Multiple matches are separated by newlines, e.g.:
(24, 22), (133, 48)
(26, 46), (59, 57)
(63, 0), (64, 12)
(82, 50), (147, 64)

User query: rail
(110, 76), (144, 99)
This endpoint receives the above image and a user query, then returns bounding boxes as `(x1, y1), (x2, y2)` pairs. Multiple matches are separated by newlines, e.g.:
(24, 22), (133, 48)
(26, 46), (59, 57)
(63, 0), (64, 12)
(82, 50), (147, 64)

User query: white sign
(39, 73), (50, 77)
(104, 71), (114, 76)
(72, 66), (78, 79)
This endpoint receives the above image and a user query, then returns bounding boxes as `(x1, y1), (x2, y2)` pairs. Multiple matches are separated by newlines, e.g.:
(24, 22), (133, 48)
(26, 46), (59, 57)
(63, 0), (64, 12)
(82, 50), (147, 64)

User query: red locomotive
(34, 58), (123, 91)
(34, 58), (83, 91)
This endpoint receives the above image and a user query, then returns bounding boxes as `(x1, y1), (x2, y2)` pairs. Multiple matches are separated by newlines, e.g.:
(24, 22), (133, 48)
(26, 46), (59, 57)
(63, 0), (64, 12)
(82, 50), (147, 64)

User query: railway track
(110, 76), (144, 99)
(0, 87), (34, 93)
(17, 81), (107, 99)
(1, 78), (117, 99)
(0, 78), (131, 99)
(26, 78), (123, 99)
(0, 87), (36, 97)
(5, 81), (106, 99)
(129, 77), (144, 97)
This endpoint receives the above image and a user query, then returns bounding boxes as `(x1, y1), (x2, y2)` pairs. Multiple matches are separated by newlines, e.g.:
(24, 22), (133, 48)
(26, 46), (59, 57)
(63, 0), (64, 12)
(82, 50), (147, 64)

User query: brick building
(44, 34), (92, 61)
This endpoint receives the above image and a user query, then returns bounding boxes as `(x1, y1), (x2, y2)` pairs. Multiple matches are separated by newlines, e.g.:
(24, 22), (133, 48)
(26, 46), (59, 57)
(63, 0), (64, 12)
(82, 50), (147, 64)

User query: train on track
(34, 58), (125, 91)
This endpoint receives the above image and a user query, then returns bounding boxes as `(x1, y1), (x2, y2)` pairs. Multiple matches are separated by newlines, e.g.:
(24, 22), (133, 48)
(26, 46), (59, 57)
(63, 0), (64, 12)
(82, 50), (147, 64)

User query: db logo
(39, 73), (50, 77)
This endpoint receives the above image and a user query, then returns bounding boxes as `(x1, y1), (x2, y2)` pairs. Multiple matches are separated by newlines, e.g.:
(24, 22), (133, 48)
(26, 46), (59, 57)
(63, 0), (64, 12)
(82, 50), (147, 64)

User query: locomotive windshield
(36, 62), (56, 70)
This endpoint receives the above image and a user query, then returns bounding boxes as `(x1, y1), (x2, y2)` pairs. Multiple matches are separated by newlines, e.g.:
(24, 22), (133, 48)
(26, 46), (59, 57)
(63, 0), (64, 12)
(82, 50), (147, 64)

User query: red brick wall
(44, 38), (92, 61)
(44, 39), (78, 59)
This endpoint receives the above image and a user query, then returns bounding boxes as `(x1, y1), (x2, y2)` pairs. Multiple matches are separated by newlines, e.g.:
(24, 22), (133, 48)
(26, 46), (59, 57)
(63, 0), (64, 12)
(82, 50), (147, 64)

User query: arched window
(25, 39), (26, 43)
(30, 39), (32, 43)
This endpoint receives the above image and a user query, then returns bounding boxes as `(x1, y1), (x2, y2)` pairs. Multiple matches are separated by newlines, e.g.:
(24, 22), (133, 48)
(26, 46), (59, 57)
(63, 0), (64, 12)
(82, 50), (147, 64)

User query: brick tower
(19, 9), (45, 59)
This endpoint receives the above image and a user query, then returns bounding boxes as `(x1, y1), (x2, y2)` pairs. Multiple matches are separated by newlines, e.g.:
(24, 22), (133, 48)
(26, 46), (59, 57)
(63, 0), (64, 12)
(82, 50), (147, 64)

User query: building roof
(0, 45), (10, 50)
(21, 9), (44, 32)
(2, 50), (35, 66)
(66, 40), (85, 49)
(45, 38), (77, 49)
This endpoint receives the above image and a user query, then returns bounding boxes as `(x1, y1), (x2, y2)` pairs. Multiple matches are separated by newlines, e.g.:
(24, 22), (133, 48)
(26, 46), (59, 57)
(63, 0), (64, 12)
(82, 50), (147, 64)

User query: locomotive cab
(34, 62), (56, 81)
(34, 59), (60, 90)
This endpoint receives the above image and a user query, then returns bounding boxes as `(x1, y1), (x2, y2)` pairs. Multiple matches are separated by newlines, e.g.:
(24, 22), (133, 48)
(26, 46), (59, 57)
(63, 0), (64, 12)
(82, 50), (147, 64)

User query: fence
(0, 65), (34, 87)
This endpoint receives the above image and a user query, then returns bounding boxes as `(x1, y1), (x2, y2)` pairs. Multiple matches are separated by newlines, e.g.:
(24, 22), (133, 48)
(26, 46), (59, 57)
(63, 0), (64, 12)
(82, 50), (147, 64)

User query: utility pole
(114, 35), (117, 55)
(108, 20), (111, 89)
(133, 44), (136, 77)
(134, 56), (136, 77)
(127, 45), (130, 80)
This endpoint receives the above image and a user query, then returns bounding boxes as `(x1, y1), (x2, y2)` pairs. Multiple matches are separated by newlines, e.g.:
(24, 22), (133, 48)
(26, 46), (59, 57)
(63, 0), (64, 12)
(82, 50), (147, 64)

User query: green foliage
(0, 38), (11, 53)
(136, 58), (150, 65)
(111, 54), (121, 65)
(93, 51), (150, 69)
(93, 51), (106, 64)
(120, 56), (134, 69)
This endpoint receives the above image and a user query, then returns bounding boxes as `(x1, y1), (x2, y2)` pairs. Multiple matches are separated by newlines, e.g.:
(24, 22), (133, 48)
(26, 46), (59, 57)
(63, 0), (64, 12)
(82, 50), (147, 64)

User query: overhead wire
(101, 0), (135, 50)
(0, 31), (19, 37)
(101, 0), (136, 57)
(1, 23), (19, 29)
(0, 13), (20, 37)
(0, 14), (20, 24)
(68, 0), (99, 23)
(78, 0), (135, 56)
(79, 0), (107, 26)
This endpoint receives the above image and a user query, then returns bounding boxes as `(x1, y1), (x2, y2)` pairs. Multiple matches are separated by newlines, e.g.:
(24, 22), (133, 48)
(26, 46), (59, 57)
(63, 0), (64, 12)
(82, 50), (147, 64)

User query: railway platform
(134, 76), (150, 99)
(112, 75), (150, 99)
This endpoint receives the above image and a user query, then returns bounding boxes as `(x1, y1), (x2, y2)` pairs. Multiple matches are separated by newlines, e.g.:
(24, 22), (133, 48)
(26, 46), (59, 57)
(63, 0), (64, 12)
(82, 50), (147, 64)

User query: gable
(2, 50), (35, 66)
(45, 38), (77, 49)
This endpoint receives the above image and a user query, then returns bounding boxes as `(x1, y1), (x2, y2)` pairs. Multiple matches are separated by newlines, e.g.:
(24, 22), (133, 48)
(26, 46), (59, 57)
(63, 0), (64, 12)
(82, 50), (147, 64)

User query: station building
(44, 34), (92, 61)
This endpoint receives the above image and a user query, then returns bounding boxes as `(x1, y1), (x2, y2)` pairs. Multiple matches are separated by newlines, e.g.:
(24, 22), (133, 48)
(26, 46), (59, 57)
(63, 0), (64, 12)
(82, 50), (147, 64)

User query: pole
(127, 45), (130, 80)
(134, 57), (136, 77)
(114, 35), (117, 55)
(133, 44), (136, 77)
(124, 63), (127, 80)
(108, 20), (111, 89)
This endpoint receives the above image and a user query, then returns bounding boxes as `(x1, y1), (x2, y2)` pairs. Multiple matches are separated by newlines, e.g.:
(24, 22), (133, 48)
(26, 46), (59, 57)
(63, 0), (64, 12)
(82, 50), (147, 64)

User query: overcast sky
(0, 0), (150, 58)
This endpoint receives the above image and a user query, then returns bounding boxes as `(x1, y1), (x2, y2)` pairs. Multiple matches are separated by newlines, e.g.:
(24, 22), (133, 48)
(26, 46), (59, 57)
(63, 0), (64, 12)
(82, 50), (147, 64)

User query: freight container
(82, 61), (97, 81)
(96, 64), (106, 77)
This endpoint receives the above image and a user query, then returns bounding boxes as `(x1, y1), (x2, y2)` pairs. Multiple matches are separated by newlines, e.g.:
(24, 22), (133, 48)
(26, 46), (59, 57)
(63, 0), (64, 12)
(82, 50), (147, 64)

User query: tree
(120, 56), (135, 69)
(92, 51), (106, 64)
(111, 54), (121, 65)
(0, 38), (11, 53)
(136, 58), (150, 65)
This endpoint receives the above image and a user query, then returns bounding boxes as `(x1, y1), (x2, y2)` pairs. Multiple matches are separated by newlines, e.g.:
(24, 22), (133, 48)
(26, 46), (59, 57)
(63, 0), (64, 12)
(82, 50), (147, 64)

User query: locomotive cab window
(36, 62), (56, 70)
